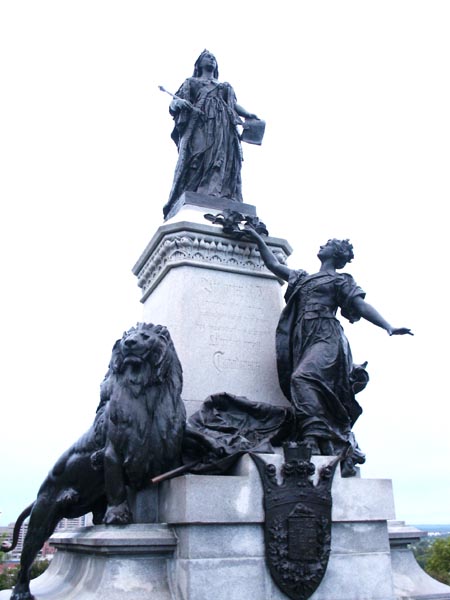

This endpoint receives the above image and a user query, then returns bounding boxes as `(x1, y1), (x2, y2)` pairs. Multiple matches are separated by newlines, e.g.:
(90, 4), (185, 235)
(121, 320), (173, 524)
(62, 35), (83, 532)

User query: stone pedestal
(4, 202), (448, 600)
(388, 521), (450, 599)
(0, 525), (177, 600)
(3, 455), (449, 600)
(164, 191), (258, 221)
(132, 201), (291, 414)
(160, 453), (399, 600)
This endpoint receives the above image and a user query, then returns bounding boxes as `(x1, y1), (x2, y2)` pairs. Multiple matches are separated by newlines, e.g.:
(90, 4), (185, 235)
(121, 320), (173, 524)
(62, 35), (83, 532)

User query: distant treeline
(414, 525), (450, 537)
(412, 534), (450, 585)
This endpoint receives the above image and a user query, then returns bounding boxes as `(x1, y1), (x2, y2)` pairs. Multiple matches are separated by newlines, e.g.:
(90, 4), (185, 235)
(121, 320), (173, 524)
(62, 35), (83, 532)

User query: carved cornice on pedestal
(133, 221), (291, 302)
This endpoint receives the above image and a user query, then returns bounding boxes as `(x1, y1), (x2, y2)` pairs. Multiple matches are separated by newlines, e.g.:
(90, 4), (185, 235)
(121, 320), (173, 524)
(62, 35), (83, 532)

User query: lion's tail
(1, 502), (34, 553)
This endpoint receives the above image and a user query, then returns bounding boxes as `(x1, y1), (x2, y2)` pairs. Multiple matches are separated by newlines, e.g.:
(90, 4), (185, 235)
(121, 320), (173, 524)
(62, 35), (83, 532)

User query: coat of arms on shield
(251, 443), (340, 600)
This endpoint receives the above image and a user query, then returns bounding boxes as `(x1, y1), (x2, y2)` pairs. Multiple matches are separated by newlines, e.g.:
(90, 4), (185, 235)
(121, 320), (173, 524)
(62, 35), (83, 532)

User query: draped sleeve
(221, 82), (236, 103)
(284, 269), (308, 303)
(169, 78), (194, 147)
(336, 273), (366, 323)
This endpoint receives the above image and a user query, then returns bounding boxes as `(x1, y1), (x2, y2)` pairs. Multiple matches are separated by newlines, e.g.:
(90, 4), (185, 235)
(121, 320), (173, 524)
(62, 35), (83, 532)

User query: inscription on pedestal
(195, 275), (273, 373)
(137, 224), (290, 404)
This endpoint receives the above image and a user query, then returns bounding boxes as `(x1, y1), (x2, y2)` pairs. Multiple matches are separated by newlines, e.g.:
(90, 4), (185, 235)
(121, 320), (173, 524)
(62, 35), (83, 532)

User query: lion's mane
(99, 322), (186, 488)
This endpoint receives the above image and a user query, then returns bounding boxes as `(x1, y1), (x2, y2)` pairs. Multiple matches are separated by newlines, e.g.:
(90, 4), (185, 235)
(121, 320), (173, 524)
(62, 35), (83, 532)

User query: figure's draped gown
(164, 77), (243, 218)
(276, 269), (369, 459)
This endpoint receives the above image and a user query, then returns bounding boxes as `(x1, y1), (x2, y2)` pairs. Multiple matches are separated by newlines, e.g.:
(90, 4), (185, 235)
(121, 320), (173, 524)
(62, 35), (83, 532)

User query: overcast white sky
(1, 1), (449, 526)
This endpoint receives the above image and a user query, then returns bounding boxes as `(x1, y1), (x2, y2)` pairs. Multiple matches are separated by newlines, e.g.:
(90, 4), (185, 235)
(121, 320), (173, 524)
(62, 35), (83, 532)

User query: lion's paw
(103, 502), (132, 525)
(11, 586), (35, 600)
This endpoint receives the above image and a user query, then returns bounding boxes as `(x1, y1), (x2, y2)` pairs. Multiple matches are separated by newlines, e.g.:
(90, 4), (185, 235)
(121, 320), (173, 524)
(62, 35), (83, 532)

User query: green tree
(425, 537), (450, 585)
(412, 538), (433, 569)
(0, 564), (19, 591)
(30, 559), (49, 580)
(0, 560), (49, 591)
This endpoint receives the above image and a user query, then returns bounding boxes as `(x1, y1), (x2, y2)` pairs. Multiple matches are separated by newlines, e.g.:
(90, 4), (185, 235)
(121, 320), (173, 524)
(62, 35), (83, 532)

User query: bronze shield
(251, 445), (339, 600)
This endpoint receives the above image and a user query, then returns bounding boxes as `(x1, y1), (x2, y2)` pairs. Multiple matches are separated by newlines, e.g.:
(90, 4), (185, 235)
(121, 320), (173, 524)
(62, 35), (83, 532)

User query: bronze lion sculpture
(3, 323), (185, 600)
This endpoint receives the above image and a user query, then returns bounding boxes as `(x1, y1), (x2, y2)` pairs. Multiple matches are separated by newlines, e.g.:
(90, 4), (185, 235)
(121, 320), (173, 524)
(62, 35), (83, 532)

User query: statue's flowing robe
(276, 270), (368, 451)
(164, 77), (243, 218)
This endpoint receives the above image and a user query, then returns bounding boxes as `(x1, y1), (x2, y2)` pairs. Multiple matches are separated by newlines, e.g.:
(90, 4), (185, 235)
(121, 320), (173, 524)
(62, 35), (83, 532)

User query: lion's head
(104, 323), (183, 398)
(97, 322), (186, 482)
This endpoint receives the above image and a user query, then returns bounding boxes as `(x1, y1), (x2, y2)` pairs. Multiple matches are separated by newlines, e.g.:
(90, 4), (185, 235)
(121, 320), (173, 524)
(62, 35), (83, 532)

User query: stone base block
(390, 548), (450, 600)
(160, 454), (398, 600)
(173, 557), (269, 600)
(159, 452), (396, 524)
(164, 191), (257, 221)
(0, 525), (177, 600)
(169, 521), (396, 600)
(388, 521), (450, 599)
(132, 207), (292, 409)
(2, 458), (449, 600)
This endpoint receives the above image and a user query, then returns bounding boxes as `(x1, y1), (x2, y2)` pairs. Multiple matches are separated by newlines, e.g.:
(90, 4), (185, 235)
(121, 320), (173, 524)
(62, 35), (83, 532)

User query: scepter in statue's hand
(158, 85), (204, 115)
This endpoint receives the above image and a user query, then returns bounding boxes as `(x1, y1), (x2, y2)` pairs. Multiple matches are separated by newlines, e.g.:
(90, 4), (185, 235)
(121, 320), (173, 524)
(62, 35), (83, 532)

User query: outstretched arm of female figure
(352, 296), (413, 336)
(243, 227), (291, 282)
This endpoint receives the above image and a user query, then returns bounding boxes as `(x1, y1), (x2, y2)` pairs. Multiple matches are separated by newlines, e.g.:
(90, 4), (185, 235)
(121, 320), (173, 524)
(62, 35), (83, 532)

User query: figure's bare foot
(103, 502), (132, 525)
